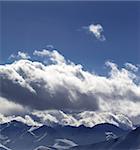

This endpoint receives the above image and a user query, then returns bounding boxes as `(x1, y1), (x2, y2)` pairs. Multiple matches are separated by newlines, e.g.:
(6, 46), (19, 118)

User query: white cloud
(0, 97), (26, 115)
(9, 51), (30, 60)
(85, 24), (106, 41)
(0, 49), (140, 126)
(33, 49), (66, 64)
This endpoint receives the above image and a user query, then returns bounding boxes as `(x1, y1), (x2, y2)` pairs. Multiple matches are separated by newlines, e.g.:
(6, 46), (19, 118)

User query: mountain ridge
(1, 120), (139, 150)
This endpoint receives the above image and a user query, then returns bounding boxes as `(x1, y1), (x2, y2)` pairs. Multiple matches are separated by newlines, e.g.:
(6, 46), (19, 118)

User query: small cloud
(83, 23), (106, 41)
(33, 49), (66, 64)
(9, 51), (30, 60)
(125, 63), (139, 72)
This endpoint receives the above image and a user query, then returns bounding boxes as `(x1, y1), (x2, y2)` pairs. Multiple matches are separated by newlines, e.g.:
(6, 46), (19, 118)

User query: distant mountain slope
(0, 120), (131, 150)
(69, 126), (140, 150)
(0, 143), (12, 150)
(113, 126), (140, 150)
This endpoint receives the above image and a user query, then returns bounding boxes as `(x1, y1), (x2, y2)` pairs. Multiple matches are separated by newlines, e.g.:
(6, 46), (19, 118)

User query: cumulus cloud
(0, 49), (140, 126)
(0, 58), (99, 111)
(9, 51), (31, 60)
(33, 49), (66, 64)
(84, 24), (106, 41)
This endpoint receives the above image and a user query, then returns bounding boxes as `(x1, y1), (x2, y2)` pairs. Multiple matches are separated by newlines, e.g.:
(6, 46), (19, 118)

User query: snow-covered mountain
(32, 110), (134, 130)
(0, 120), (140, 150)
(0, 120), (129, 150)
(0, 111), (134, 130)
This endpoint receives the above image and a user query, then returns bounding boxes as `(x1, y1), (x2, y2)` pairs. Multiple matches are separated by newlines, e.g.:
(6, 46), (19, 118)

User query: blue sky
(1, 1), (140, 73)
(0, 1), (140, 127)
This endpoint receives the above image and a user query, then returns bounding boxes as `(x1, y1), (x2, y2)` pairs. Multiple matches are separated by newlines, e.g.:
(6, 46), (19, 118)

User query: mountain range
(0, 120), (140, 150)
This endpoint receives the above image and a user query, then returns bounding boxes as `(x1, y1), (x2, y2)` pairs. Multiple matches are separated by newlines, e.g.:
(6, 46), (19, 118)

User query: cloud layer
(0, 49), (140, 126)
